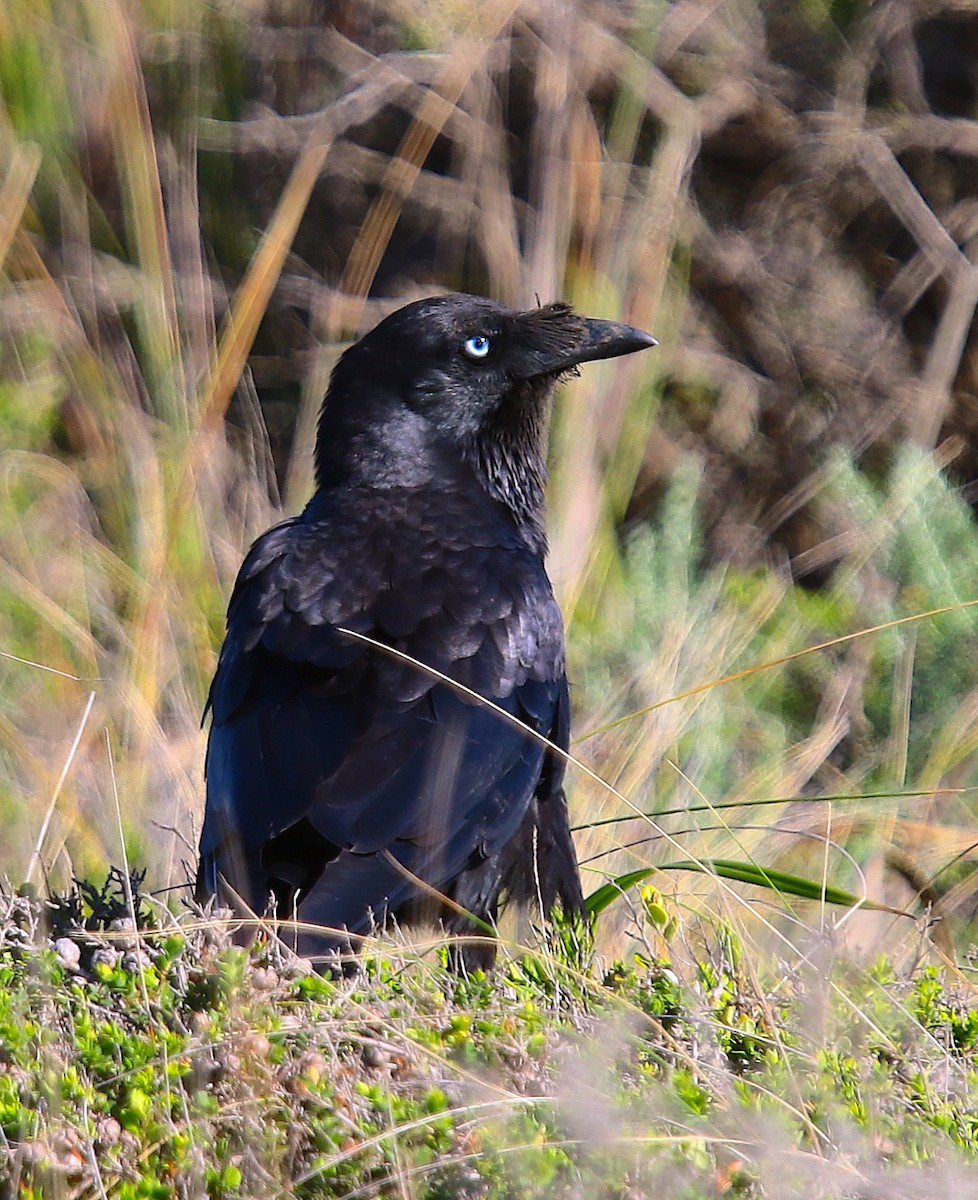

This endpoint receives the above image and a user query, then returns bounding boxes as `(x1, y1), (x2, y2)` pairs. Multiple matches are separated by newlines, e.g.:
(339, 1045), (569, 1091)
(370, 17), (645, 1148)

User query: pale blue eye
(462, 334), (491, 360)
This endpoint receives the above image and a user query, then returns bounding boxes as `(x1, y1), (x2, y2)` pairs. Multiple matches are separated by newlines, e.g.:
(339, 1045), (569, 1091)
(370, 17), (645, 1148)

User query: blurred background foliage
(4, 0), (978, 961)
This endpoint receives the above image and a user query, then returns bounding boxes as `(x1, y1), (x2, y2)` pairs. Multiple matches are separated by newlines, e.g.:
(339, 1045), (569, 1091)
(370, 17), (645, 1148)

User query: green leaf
(585, 869), (660, 915)
(585, 861), (908, 916)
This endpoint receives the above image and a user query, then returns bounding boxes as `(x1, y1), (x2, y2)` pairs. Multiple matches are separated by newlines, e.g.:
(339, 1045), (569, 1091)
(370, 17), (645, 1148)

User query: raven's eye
(462, 334), (491, 360)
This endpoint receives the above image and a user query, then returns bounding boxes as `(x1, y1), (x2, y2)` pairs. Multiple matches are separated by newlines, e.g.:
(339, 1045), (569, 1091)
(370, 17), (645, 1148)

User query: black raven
(196, 293), (655, 969)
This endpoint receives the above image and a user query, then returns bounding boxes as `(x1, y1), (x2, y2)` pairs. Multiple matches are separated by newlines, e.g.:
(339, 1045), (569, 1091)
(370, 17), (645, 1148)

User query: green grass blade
(585, 868), (660, 915)
(585, 861), (908, 916)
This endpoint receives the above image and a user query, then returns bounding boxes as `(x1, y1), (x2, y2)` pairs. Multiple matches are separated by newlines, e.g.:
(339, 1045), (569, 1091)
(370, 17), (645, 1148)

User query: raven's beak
(575, 318), (658, 365)
(521, 316), (657, 380)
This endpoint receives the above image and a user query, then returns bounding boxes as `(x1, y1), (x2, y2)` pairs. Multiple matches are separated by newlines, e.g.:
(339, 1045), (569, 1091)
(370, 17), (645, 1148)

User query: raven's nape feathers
(196, 292), (655, 971)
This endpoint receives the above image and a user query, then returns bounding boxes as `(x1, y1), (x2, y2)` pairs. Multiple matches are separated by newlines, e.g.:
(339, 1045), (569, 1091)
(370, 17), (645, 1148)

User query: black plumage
(196, 293), (655, 969)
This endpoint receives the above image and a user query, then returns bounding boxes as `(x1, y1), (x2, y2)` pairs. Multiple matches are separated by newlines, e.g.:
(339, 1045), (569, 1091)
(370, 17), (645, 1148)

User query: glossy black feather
(196, 293), (655, 969)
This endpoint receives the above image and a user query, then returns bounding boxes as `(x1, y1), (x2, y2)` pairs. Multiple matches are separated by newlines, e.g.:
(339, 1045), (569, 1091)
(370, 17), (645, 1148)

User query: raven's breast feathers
(208, 486), (566, 727)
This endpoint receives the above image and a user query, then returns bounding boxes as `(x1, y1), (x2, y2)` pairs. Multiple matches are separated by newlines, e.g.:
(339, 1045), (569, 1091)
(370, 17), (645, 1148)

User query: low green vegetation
(3, 875), (978, 1197)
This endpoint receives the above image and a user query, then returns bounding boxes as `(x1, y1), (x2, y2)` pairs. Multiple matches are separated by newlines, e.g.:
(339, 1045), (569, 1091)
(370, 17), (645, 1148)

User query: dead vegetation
(11, 1), (978, 583)
(132, 0), (978, 578)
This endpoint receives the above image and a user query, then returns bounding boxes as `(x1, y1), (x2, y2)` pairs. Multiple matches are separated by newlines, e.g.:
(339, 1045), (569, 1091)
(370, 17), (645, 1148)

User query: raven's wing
(196, 494), (571, 944)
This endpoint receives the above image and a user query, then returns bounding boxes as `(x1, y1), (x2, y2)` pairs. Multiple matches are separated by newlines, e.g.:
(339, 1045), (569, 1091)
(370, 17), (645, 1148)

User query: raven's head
(317, 294), (656, 547)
